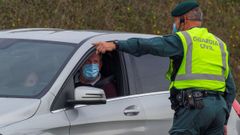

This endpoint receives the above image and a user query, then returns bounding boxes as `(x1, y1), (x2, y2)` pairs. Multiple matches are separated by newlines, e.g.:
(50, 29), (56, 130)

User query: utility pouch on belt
(169, 96), (179, 111)
(169, 88), (180, 111)
(186, 91), (204, 109)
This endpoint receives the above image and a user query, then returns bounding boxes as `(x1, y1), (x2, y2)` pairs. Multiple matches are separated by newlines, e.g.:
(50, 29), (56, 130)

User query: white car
(0, 28), (238, 135)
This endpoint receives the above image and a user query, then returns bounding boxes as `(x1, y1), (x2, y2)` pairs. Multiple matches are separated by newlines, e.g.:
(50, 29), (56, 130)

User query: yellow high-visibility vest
(169, 28), (229, 92)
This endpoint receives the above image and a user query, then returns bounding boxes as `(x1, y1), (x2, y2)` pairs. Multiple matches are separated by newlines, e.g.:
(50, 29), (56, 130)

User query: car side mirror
(67, 86), (106, 106)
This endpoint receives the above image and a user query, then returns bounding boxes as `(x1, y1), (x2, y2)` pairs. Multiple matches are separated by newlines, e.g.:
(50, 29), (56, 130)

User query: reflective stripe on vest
(175, 31), (226, 82)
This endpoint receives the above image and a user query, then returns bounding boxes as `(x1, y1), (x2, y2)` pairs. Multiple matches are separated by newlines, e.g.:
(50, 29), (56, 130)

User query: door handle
(123, 105), (140, 116)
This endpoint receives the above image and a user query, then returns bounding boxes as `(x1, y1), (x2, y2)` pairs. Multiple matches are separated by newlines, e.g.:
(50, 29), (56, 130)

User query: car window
(129, 54), (170, 94)
(0, 39), (76, 98)
(73, 52), (121, 99)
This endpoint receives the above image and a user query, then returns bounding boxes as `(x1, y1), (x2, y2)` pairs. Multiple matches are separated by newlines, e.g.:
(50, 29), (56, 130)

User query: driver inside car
(75, 53), (117, 98)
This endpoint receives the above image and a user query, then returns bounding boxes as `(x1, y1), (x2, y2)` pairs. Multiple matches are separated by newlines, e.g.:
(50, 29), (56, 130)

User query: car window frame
(50, 46), (130, 111)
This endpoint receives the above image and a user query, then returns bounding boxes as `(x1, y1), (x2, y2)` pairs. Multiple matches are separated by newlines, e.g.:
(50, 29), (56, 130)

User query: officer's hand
(224, 125), (227, 135)
(93, 42), (116, 54)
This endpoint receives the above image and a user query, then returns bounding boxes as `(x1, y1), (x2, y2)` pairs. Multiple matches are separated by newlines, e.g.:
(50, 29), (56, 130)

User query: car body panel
(233, 99), (240, 117)
(0, 98), (40, 128)
(66, 97), (146, 135)
(138, 92), (174, 135)
(231, 100), (240, 135)
(0, 110), (70, 135)
(0, 90), (70, 135)
(228, 106), (239, 135)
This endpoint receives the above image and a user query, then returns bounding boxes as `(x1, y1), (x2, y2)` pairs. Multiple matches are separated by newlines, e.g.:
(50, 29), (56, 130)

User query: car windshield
(0, 39), (76, 98)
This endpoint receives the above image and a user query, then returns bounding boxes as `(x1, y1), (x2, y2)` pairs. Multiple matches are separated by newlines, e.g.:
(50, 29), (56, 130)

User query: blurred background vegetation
(0, 0), (239, 100)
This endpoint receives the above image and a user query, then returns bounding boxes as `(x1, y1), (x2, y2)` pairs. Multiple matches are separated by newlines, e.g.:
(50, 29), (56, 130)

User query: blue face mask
(172, 23), (178, 33)
(82, 64), (99, 81)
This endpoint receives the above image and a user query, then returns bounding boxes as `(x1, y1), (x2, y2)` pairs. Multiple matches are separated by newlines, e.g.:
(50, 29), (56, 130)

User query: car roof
(0, 28), (113, 44)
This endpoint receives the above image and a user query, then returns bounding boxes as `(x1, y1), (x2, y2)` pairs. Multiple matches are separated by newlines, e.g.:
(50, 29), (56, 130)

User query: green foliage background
(0, 0), (239, 99)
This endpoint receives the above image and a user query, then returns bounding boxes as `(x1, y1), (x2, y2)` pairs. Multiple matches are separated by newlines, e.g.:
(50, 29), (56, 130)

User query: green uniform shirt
(117, 33), (236, 115)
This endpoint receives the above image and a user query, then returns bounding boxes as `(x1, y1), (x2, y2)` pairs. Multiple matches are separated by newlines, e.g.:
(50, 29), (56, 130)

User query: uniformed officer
(93, 0), (236, 134)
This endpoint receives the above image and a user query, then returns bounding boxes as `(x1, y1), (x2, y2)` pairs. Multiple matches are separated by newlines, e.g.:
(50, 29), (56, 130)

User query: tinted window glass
(0, 39), (76, 98)
(130, 54), (170, 94)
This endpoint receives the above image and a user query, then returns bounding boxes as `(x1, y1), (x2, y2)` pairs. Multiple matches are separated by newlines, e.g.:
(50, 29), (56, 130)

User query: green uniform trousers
(169, 95), (229, 135)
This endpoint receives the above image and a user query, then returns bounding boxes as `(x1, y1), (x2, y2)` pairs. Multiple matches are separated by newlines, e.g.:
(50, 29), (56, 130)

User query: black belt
(178, 89), (224, 96)
(169, 88), (225, 110)
(201, 90), (224, 96)
(175, 89), (224, 109)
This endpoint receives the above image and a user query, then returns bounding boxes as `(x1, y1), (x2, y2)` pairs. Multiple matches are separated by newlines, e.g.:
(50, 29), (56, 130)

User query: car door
(66, 98), (145, 135)
(124, 53), (174, 135)
(65, 34), (154, 135)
